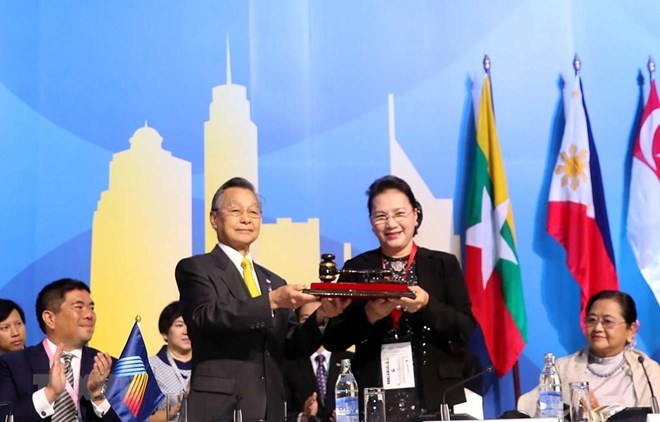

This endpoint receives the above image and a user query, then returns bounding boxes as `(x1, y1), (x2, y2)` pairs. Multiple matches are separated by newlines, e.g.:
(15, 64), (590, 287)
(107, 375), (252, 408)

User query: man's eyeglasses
(370, 209), (414, 226)
(218, 207), (262, 219)
(584, 316), (627, 330)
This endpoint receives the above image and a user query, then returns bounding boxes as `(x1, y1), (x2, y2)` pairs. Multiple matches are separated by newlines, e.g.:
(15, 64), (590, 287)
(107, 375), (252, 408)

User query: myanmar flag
(465, 75), (527, 377)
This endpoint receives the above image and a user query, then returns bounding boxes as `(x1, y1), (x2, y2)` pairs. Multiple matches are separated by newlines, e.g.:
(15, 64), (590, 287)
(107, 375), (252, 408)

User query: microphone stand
(233, 394), (243, 422)
(0, 401), (12, 422)
(638, 356), (659, 413)
(440, 366), (494, 421)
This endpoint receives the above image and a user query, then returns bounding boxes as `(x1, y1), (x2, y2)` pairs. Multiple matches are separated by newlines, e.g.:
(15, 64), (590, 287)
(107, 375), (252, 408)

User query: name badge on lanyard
(380, 342), (416, 390)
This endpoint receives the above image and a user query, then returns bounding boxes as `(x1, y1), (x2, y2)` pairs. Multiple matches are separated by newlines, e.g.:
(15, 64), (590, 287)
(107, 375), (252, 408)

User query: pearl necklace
(587, 355), (626, 378)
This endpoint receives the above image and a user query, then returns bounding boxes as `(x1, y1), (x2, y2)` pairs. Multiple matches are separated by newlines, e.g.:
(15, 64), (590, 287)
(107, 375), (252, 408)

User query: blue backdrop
(1, 1), (659, 417)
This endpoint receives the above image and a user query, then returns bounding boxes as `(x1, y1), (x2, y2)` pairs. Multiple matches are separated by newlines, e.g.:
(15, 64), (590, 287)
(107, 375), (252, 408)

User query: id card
(380, 342), (415, 390)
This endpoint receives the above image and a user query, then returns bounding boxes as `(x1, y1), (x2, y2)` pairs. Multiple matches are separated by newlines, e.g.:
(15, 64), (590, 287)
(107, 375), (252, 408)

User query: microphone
(0, 401), (12, 422)
(440, 366), (495, 421)
(638, 356), (659, 413)
(233, 394), (243, 422)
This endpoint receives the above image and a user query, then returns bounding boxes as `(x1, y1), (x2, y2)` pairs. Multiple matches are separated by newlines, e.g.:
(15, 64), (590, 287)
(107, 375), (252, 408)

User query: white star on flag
(466, 187), (518, 288)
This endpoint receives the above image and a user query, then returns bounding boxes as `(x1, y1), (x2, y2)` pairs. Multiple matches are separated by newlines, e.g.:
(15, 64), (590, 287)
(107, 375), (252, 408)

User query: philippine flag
(547, 74), (619, 318)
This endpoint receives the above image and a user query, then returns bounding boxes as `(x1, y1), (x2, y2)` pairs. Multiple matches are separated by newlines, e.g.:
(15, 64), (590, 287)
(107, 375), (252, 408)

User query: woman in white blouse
(518, 290), (660, 415)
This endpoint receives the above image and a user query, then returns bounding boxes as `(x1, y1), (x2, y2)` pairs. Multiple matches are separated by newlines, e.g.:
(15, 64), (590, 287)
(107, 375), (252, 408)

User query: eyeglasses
(218, 206), (262, 219)
(584, 316), (627, 330)
(370, 209), (414, 226)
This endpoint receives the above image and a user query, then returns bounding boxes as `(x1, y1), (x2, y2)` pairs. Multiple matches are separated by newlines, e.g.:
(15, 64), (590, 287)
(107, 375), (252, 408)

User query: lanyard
(165, 350), (189, 392)
(42, 338), (79, 409)
(381, 242), (418, 331)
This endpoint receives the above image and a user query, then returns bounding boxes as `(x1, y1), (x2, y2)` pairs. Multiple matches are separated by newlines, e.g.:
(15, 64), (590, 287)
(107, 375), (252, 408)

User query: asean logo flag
(547, 75), (619, 319)
(106, 321), (164, 422)
(627, 78), (660, 305)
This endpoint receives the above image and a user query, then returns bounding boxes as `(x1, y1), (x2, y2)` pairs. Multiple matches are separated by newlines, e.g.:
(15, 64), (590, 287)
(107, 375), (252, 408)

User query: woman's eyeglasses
(370, 209), (414, 226)
(584, 316), (627, 330)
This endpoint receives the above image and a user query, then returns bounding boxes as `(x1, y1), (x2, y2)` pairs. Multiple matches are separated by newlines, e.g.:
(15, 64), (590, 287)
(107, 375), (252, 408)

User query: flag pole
(573, 54), (581, 76)
(483, 53), (522, 401)
(649, 56), (655, 82)
(483, 54), (495, 119)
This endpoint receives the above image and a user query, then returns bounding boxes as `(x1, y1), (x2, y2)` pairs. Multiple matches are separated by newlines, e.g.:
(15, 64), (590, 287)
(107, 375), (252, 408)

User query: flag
(627, 77), (660, 305)
(465, 74), (527, 377)
(106, 320), (163, 422)
(547, 75), (619, 318)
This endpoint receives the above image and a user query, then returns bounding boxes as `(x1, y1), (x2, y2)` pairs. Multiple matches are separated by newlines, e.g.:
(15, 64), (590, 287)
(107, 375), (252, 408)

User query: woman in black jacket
(323, 175), (477, 422)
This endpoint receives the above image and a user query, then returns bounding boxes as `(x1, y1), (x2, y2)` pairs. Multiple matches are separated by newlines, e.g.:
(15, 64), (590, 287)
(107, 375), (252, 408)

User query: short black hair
(0, 299), (25, 324)
(366, 175), (423, 235)
(210, 177), (261, 213)
(586, 290), (637, 326)
(35, 278), (90, 333)
(158, 301), (183, 335)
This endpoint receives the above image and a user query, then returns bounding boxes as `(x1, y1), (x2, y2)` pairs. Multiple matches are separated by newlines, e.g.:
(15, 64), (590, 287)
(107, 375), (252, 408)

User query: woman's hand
(365, 299), (398, 324)
(316, 298), (351, 324)
(391, 285), (429, 313)
(589, 389), (600, 409)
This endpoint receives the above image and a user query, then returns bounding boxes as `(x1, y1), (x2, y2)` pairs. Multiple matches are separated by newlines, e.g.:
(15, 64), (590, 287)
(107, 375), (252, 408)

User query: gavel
(318, 253), (393, 283)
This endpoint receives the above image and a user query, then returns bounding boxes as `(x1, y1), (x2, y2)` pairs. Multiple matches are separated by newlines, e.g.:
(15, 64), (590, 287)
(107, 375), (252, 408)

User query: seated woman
(323, 175), (477, 422)
(0, 299), (26, 354)
(518, 290), (660, 415)
(149, 301), (192, 422)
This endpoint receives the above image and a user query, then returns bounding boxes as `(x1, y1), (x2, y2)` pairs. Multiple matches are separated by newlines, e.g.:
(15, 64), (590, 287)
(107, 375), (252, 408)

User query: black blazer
(323, 247), (477, 413)
(0, 344), (120, 421)
(176, 245), (323, 422)
(284, 350), (354, 422)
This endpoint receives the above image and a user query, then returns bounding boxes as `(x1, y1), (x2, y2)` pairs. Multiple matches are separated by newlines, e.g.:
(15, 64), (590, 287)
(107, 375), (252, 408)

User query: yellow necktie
(240, 257), (260, 298)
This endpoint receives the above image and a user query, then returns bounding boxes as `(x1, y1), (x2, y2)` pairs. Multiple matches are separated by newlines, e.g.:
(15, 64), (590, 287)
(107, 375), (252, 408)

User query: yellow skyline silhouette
(90, 124), (192, 355)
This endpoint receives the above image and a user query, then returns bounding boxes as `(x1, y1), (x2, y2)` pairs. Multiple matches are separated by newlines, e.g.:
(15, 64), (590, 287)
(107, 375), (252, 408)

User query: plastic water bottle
(335, 359), (359, 422)
(538, 352), (564, 420)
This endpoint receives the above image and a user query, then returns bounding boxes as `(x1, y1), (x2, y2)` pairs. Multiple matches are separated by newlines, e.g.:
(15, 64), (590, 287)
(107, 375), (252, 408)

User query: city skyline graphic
(89, 41), (455, 355)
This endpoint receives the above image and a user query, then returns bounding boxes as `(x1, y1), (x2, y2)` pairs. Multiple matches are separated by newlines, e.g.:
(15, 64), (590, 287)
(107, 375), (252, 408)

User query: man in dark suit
(176, 177), (348, 422)
(0, 278), (120, 421)
(284, 301), (354, 422)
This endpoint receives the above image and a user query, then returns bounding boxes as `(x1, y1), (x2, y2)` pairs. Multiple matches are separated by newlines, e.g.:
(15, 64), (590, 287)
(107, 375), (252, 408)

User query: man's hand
(365, 299), (398, 324)
(390, 285), (429, 314)
(303, 392), (319, 417)
(315, 298), (351, 324)
(44, 344), (66, 403)
(87, 351), (112, 403)
(269, 284), (317, 310)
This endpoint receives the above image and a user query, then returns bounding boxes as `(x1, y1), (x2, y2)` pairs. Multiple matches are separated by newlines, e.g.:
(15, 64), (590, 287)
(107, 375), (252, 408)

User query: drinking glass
(364, 387), (386, 422)
(569, 381), (592, 422)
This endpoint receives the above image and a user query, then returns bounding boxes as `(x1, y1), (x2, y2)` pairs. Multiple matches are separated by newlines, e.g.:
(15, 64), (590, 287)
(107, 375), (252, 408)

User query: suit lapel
(28, 344), (50, 376)
(81, 347), (95, 378)
(413, 247), (434, 291)
(210, 245), (251, 299)
(327, 352), (343, 392)
(253, 264), (273, 295)
(300, 357), (316, 392)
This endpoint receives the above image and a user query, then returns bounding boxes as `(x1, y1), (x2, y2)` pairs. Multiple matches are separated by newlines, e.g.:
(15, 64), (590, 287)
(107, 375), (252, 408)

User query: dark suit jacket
(0, 343), (120, 421)
(176, 245), (323, 422)
(284, 350), (354, 422)
(323, 247), (477, 414)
